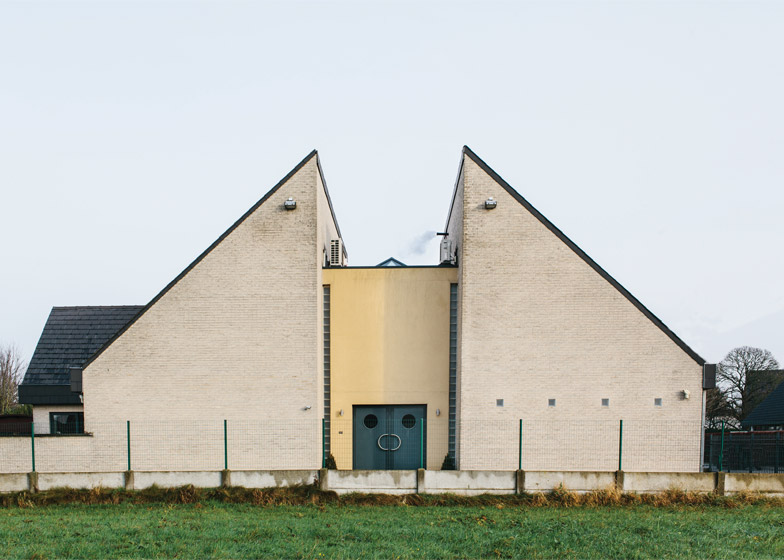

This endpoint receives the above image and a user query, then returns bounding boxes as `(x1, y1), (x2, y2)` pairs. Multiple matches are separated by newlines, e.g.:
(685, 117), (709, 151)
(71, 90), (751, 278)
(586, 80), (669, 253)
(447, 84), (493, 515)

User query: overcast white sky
(1, 1), (782, 366)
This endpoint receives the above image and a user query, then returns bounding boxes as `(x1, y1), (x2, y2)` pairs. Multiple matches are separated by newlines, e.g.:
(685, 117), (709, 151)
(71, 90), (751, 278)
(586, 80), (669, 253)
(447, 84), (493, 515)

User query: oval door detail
(376, 433), (402, 451)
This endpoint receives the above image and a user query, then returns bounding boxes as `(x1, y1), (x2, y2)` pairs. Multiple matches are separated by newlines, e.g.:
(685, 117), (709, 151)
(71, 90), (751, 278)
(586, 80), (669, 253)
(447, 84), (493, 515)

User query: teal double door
(353, 405), (426, 470)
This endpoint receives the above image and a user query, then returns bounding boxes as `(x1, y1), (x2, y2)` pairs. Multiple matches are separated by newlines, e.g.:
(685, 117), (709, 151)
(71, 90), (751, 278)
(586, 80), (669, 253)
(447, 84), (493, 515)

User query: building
(15, 147), (711, 473)
(742, 376), (784, 430)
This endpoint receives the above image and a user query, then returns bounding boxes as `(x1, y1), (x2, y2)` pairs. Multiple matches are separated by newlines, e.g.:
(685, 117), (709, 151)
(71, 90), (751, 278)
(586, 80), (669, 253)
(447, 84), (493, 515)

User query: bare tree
(704, 387), (734, 430)
(715, 346), (780, 428)
(0, 344), (26, 414)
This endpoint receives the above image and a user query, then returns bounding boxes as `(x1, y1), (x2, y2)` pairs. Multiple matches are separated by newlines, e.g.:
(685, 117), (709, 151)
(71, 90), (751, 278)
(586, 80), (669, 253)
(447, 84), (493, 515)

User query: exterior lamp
(484, 197), (497, 209)
(284, 197), (297, 210)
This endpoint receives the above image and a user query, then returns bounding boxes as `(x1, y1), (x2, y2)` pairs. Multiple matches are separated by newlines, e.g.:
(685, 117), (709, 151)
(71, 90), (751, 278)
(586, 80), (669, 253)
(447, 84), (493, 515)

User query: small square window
(496, 399), (504, 407)
(654, 398), (662, 406)
(601, 398), (609, 407)
(548, 399), (556, 407)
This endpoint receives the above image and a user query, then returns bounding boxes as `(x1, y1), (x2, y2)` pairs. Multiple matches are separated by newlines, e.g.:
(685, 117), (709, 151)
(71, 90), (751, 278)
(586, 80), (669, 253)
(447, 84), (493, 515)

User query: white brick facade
(446, 149), (704, 472)
(80, 152), (340, 470)
(10, 148), (705, 474)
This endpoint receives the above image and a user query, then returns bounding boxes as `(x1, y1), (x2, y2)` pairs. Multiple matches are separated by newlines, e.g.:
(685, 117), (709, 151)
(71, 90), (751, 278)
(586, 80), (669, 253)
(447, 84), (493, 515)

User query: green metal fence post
(518, 419), (522, 471)
(420, 418), (424, 469)
(618, 419), (623, 471)
(31, 423), (36, 473)
(126, 420), (131, 471)
(224, 419), (228, 470)
(322, 418), (326, 469)
(718, 421), (725, 472)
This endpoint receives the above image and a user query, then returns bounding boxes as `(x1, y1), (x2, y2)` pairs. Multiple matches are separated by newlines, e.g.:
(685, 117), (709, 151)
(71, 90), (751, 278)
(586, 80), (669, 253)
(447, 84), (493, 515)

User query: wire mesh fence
(704, 430), (784, 473)
(0, 418), (704, 474)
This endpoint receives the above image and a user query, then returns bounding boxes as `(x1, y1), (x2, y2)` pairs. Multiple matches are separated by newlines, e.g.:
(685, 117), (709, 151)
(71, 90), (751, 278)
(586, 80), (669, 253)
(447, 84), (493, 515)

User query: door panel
(352, 406), (387, 469)
(390, 405), (425, 470)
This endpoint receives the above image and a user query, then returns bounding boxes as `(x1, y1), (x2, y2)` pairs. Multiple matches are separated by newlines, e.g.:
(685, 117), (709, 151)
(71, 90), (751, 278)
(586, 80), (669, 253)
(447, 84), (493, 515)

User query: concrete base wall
(2, 470), (783, 496)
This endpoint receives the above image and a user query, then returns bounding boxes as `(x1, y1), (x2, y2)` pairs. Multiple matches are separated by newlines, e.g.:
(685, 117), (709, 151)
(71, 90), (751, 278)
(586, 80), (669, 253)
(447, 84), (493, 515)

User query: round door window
(364, 414), (378, 429)
(402, 414), (416, 429)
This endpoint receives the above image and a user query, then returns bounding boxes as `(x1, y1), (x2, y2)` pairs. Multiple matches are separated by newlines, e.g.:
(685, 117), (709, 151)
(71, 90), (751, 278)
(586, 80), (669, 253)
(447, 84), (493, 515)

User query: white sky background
(1, 1), (782, 366)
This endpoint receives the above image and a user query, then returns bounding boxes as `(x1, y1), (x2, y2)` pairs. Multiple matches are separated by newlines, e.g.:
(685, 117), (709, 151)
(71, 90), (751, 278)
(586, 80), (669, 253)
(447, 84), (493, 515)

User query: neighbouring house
(742, 377), (784, 430)
(13, 147), (713, 473)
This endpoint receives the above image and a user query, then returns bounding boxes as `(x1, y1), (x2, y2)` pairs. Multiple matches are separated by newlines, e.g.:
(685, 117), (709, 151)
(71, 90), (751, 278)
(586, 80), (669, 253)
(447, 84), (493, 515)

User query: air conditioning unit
(440, 238), (454, 264)
(330, 239), (345, 267)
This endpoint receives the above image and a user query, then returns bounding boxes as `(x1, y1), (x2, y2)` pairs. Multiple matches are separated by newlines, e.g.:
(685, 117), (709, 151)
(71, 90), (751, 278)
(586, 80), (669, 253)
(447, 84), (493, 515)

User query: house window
(50, 412), (84, 434)
(654, 398), (662, 407)
(548, 399), (556, 407)
(496, 399), (504, 407)
(601, 398), (609, 407)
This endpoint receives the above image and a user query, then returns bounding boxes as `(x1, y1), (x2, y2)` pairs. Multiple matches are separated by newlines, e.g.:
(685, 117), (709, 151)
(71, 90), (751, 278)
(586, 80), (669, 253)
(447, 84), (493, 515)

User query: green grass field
(2, 501), (783, 559)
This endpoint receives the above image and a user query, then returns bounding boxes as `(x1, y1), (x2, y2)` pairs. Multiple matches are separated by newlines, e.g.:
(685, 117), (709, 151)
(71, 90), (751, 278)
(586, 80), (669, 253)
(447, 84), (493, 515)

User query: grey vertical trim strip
(323, 285), (331, 456)
(448, 283), (458, 464)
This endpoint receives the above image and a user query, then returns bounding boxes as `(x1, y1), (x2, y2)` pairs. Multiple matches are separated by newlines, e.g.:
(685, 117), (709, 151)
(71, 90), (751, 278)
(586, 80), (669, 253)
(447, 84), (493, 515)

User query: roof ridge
(81, 149), (319, 369)
(461, 147), (705, 366)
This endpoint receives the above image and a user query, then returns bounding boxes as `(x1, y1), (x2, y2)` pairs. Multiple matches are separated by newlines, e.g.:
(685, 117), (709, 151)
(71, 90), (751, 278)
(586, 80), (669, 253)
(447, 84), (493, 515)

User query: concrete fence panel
(423, 470), (515, 495)
(321, 469), (417, 495)
(622, 472), (716, 493)
(37, 472), (125, 492)
(132, 471), (222, 490)
(229, 470), (316, 488)
(724, 473), (784, 495)
(525, 471), (616, 493)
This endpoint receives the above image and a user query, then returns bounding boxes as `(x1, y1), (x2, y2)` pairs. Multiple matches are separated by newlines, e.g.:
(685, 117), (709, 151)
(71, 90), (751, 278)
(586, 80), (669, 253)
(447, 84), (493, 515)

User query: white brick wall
(448, 152), (704, 472)
(79, 154), (339, 470)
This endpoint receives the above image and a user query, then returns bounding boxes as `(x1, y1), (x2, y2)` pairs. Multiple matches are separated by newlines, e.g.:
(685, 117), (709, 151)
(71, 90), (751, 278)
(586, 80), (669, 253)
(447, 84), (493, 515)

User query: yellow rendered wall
(322, 266), (457, 470)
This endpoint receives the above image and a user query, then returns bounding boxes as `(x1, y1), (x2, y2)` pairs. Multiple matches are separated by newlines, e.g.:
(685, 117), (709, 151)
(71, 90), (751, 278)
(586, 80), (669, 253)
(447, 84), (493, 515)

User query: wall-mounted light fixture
(682, 390), (690, 400)
(485, 197), (497, 209)
(284, 197), (297, 210)
(303, 405), (311, 410)
(338, 409), (344, 416)
(436, 409), (440, 416)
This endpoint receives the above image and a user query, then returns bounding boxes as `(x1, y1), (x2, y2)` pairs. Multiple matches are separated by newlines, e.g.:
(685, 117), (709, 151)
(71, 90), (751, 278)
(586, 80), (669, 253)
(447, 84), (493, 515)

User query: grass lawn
(1, 502), (783, 559)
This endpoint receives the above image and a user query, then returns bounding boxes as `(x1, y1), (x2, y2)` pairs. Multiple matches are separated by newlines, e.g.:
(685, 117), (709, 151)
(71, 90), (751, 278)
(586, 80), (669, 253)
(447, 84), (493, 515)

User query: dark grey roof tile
(21, 306), (144, 387)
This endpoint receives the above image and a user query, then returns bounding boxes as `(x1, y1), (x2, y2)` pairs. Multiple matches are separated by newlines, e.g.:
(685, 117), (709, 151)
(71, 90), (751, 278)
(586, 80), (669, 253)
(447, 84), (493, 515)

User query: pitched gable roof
(742, 374), (784, 427)
(19, 305), (144, 399)
(82, 150), (336, 370)
(449, 145), (705, 366)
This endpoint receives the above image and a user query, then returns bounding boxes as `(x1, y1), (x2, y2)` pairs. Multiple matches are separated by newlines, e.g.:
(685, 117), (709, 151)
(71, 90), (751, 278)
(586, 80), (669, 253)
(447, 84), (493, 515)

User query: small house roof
(21, 306), (143, 388)
(377, 257), (407, 267)
(742, 375), (784, 427)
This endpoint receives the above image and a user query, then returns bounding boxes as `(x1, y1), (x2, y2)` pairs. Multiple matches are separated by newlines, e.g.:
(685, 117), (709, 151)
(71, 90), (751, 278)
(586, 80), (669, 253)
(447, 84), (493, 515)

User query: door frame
(352, 404), (427, 470)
